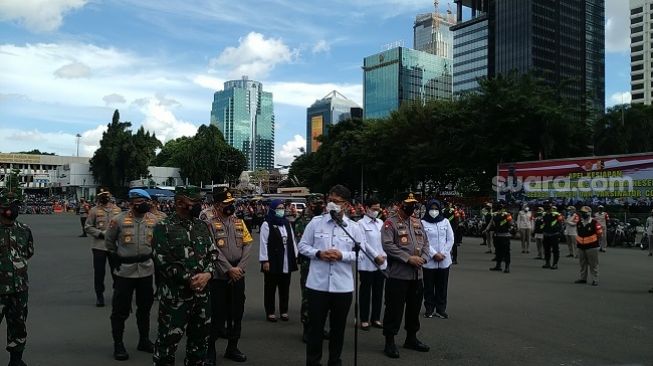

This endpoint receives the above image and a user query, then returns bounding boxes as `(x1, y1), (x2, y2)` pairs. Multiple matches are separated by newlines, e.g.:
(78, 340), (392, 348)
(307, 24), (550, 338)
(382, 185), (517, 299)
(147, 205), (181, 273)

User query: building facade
(631, 0), (653, 105)
(210, 76), (275, 170)
(414, 11), (456, 58)
(452, 0), (605, 117)
(363, 47), (453, 119)
(306, 91), (362, 153)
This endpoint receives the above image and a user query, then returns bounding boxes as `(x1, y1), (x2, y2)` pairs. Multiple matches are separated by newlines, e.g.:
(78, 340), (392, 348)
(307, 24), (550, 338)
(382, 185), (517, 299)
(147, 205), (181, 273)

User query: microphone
(330, 210), (347, 227)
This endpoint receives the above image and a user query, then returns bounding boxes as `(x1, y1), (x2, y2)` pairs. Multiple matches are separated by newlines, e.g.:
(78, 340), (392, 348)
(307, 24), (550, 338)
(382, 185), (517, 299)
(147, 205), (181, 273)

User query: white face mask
(326, 201), (341, 214)
(524, 207), (529, 211)
(367, 210), (379, 219)
(429, 209), (439, 218)
(275, 209), (285, 218)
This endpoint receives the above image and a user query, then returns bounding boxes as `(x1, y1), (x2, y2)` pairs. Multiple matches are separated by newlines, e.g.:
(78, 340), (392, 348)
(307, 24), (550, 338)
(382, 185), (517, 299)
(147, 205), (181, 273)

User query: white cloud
(210, 32), (299, 79)
(312, 40), (330, 54)
(608, 91), (631, 106)
(605, 0), (630, 53)
(267, 81), (362, 108)
(54, 61), (92, 78)
(0, 0), (87, 32)
(139, 98), (198, 143)
(102, 93), (126, 105)
(277, 135), (306, 167)
(0, 124), (105, 157)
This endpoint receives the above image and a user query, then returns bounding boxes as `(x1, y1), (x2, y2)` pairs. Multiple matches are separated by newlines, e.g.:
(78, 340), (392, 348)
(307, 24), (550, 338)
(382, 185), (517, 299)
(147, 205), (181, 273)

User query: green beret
(175, 185), (202, 200)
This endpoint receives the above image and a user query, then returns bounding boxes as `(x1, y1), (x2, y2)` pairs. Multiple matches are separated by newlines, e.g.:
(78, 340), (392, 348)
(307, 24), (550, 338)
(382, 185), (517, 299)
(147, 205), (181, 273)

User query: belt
(118, 254), (152, 264)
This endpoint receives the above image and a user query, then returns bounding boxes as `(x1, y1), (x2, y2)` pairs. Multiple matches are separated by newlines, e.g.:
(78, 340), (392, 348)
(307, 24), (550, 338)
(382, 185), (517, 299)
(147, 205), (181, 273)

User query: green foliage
(89, 110), (161, 196)
(153, 124), (247, 186)
(290, 73), (595, 199)
(593, 103), (653, 155)
(13, 149), (55, 155)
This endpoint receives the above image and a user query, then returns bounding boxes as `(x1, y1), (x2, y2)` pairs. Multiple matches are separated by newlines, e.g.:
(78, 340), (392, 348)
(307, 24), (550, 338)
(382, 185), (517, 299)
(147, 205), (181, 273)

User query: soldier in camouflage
(0, 190), (34, 366)
(294, 194), (325, 343)
(152, 186), (218, 366)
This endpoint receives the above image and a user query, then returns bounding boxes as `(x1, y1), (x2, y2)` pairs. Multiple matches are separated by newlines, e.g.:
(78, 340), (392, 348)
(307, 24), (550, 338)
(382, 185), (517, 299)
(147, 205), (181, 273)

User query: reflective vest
(576, 219), (602, 249)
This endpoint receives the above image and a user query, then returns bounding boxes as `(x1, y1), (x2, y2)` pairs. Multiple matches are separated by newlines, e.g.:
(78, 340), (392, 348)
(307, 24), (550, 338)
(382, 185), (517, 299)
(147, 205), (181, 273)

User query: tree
(13, 149), (55, 155)
(89, 110), (161, 196)
(593, 103), (653, 155)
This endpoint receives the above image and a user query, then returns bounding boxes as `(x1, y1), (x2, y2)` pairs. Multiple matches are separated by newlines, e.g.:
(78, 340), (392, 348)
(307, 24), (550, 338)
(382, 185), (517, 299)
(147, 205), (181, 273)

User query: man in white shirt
(645, 209), (653, 257)
(357, 198), (387, 330)
(517, 204), (532, 254)
(298, 185), (365, 366)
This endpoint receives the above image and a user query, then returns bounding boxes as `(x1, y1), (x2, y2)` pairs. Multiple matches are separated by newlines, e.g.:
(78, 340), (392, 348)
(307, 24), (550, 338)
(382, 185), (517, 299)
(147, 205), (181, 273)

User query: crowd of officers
(1, 185), (652, 366)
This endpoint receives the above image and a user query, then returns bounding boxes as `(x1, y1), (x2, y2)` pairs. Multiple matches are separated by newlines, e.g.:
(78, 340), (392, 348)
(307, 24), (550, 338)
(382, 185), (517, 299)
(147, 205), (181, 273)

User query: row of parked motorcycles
(459, 215), (649, 250)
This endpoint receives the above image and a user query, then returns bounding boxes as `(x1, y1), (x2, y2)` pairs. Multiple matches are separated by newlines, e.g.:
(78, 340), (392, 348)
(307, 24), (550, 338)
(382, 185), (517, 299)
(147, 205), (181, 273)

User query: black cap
(212, 187), (235, 204)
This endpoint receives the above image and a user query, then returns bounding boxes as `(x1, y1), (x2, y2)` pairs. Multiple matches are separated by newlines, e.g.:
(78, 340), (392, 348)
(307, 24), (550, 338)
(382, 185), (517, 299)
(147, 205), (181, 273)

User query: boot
(113, 342), (129, 361)
(383, 336), (400, 359)
(489, 265), (502, 271)
(542, 261), (551, 269)
(9, 351), (27, 366)
(403, 333), (430, 352)
(503, 265), (510, 274)
(136, 316), (154, 353)
(224, 339), (247, 362)
(137, 337), (154, 353)
(204, 340), (217, 366)
(96, 293), (105, 307)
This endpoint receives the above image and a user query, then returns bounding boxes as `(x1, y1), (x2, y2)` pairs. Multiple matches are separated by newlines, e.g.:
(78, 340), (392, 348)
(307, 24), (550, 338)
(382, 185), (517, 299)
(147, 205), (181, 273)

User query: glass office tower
(210, 76), (275, 170)
(306, 91), (362, 153)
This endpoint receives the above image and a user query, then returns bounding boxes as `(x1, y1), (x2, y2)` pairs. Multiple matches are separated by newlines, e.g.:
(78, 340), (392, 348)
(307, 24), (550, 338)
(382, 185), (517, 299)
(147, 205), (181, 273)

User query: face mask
(326, 202), (341, 214)
(189, 203), (203, 218)
(311, 204), (324, 216)
(275, 209), (285, 218)
(99, 196), (110, 204)
(222, 204), (235, 216)
(402, 204), (416, 216)
(524, 207), (529, 211)
(367, 210), (379, 219)
(135, 202), (150, 214)
(429, 209), (439, 218)
(581, 212), (591, 220)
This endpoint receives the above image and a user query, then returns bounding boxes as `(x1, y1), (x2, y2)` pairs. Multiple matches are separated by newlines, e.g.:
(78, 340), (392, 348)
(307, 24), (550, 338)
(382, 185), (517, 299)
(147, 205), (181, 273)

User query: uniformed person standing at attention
(85, 187), (122, 307)
(542, 202), (564, 270)
(486, 202), (513, 273)
(201, 188), (253, 365)
(0, 190), (34, 366)
(78, 198), (91, 237)
(152, 186), (217, 366)
(382, 193), (431, 359)
(105, 189), (158, 361)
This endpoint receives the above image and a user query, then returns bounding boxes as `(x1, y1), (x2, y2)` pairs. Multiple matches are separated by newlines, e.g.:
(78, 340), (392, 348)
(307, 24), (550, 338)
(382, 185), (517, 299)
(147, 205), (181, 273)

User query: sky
(0, 0), (633, 167)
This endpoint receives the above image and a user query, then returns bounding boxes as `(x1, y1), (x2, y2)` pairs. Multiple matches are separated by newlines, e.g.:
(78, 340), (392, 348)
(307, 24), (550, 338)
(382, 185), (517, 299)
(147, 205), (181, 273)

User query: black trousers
(359, 270), (385, 323)
(306, 289), (352, 366)
(210, 278), (245, 340)
(451, 244), (458, 262)
(423, 268), (449, 314)
(92, 249), (117, 296)
(543, 235), (560, 265)
(263, 272), (291, 316)
(80, 217), (87, 234)
(383, 278), (423, 337)
(110, 276), (154, 340)
(494, 236), (511, 267)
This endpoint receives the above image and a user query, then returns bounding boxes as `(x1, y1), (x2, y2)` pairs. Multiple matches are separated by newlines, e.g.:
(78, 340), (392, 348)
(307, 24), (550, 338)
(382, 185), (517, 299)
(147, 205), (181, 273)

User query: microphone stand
(330, 212), (388, 366)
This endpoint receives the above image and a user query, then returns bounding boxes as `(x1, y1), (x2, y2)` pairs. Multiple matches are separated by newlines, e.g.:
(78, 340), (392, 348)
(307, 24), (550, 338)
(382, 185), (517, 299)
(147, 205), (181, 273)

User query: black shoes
(96, 294), (105, 307)
(78, 233), (87, 237)
(503, 268), (510, 274)
(224, 347), (247, 362)
(542, 263), (551, 269)
(137, 338), (154, 353)
(384, 342), (400, 359)
(371, 321), (383, 329)
(434, 312), (448, 319)
(424, 310), (434, 318)
(204, 343), (217, 366)
(113, 342), (129, 361)
(490, 266), (502, 271)
(550, 264), (558, 270)
(403, 338), (430, 352)
(574, 279), (587, 284)
(591, 281), (598, 286)
(566, 254), (574, 258)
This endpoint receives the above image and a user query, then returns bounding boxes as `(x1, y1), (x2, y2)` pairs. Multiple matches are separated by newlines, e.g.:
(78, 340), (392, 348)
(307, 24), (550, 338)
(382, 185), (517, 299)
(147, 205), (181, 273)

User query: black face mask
(222, 204), (235, 216)
(99, 196), (110, 204)
(402, 204), (416, 216)
(135, 202), (150, 214)
(312, 204), (324, 216)
(581, 212), (591, 219)
(189, 203), (203, 218)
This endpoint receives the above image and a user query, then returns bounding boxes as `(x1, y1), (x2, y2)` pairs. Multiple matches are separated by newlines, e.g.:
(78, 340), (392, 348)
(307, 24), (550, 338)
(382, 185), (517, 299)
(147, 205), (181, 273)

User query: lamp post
(75, 133), (81, 157)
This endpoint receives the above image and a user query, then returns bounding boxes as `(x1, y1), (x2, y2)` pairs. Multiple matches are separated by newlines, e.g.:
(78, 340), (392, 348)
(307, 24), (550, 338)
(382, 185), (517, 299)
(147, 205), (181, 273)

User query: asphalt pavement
(2, 214), (652, 366)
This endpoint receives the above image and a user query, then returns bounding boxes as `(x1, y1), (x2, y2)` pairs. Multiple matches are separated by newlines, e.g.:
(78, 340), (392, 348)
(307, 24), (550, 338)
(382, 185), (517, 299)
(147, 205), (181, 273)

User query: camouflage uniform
(152, 186), (218, 366)
(0, 190), (34, 365)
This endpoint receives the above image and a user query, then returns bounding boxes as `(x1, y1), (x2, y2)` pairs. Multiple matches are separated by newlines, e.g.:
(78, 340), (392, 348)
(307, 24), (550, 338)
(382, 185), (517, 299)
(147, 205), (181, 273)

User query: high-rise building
(306, 91), (362, 153)
(630, 0), (653, 105)
(452, 0), (605, 117)
(210, 76), (275, 170)
(414, 5), (456, 58)
(363, 47), (453, 119)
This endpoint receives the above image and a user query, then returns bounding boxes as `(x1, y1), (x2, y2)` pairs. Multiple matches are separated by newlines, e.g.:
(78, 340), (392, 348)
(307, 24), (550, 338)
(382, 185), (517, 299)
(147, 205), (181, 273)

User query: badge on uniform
(217, 239), (225, 247)
(400, 236), (409, 245)
(124, 235), (132, 243)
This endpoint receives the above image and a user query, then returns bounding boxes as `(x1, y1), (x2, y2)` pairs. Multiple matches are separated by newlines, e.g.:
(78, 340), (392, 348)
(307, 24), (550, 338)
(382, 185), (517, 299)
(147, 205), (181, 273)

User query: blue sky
(0, 0), (632, 166)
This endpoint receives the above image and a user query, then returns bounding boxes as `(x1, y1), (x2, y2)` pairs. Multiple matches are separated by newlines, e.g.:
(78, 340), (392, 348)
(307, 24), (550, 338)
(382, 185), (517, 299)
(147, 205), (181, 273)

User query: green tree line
(289, 74), (653, 200)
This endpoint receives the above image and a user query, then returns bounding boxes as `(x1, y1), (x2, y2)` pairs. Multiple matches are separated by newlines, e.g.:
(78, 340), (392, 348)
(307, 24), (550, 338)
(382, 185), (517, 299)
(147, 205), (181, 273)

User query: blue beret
(128, 189), (151, 200)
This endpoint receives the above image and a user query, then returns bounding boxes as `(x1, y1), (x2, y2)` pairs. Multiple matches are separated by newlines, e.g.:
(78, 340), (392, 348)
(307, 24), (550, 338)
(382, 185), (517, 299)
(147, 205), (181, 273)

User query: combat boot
(136, 316), (154, 353)
(137, 337), (154, 353)
(96, 293), (105, 307)
(384, 336), (400, 359)
(113, 342), (129, 361)
(8, 351), (27, 366)
(204, 340), (217, 366)
(224, 339), (247, 362)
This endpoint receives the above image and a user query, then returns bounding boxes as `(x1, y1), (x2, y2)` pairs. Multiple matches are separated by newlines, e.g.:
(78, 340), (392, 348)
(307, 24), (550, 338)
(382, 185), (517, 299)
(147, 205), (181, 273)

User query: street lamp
(75, 133), (81, 157)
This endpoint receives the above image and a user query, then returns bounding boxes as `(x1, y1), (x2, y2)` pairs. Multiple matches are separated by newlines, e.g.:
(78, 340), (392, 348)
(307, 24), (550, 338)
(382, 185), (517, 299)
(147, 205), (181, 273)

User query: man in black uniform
(542, 202), (564, 270)
(381, 193), (431, 359)
(486, 202), (513, 273)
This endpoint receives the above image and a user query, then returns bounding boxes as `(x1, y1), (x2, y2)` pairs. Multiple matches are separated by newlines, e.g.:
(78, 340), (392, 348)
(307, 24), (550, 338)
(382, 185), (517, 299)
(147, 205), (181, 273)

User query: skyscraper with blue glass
(210, 76), (275, 170)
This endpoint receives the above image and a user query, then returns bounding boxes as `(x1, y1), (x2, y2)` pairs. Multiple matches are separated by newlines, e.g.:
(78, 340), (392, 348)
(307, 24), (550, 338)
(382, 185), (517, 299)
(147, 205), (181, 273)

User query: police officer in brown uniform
(85, 187), (122, 307)
(382, 193), (431, 359)
(201, 188), (254, 364)
(105, 189), (157, 360)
